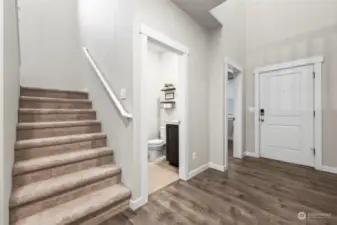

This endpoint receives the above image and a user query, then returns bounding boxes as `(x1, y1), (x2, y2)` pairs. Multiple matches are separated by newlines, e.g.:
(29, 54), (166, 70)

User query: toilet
(148, 126), (166, 161)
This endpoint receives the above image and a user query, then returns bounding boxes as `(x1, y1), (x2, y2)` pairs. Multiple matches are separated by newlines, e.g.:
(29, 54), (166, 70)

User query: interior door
(260, 65), (315, 167)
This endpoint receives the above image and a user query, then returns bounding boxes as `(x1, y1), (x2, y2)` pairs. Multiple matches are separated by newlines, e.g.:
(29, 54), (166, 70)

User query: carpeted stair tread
(15, 133), (106, 150)
(10, 165), (121, 208)
(11, 86), (129, 224)
(13, 184), (131, 225)
(13, 147), (113, 175)
(17, 120), (100, 129)
(21, 86), (88, 95)
(20, 96), (91, 103)
(19, 108), (95, 114)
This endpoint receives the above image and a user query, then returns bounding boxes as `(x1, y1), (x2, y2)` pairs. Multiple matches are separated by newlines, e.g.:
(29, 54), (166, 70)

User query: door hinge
(313, 72), (316, 79)
(313, 110), (316, 117)
(312, 147), (316, 155)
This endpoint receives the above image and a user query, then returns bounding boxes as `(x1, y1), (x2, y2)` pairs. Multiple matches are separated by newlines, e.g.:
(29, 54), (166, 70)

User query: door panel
(260, 65), (314, 167)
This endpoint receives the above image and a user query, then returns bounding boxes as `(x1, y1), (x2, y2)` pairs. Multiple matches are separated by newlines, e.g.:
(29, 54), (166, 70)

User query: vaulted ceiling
(171, 0), (226, 30)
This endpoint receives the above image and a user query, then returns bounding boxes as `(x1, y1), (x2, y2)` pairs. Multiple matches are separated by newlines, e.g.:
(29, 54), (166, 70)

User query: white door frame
(224, 57), (244, 169)
(254, 56), (324, 170)
(135, 24), (189, 208)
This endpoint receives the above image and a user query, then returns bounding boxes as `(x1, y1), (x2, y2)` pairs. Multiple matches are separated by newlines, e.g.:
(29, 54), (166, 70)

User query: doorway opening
(146, 42), (180, 194)
(135, 24), (189, 207)
(224, 58), (243, 169)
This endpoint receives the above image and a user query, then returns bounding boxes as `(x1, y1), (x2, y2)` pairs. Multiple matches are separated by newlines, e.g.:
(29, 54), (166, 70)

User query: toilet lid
(148, 139), (165, 146)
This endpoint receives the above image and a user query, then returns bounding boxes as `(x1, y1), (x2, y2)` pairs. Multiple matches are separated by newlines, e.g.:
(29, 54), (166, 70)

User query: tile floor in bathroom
(148, 158), (179, 194)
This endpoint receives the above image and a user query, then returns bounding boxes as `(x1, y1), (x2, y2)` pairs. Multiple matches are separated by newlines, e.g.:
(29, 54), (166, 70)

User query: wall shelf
(160, 101), (176, 109)
(161, 87), (176, 92)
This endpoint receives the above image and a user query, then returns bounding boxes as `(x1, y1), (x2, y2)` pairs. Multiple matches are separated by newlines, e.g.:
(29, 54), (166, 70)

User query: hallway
(101, 157), (337, 225)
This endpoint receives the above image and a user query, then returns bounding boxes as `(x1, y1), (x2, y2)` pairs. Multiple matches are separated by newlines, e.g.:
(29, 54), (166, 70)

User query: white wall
(77, 0), (136, 197)
(245, 0), (337, 167)
(227, 79), (234, 114)
(159, 52), (179, 127)
(1, 0), (21, 223)
(146, 48), (161, 140)
(19, 0), (82, 91)
(146, 47), (180, 140)
(136, 0), (210, 175)
(208, 0), (246, 167)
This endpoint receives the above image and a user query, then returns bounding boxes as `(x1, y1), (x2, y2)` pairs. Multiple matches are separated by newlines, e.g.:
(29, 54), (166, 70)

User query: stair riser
(19, 112), (96, 123)
(21, 89), (88, 100)
(17, 124), (102, 140)
(13, 155), (113, 189)
(10, 175), (121, 223)
(71, 200), (129, 225)
(20, 100), (92, 109)
(15, 138), (107, 161)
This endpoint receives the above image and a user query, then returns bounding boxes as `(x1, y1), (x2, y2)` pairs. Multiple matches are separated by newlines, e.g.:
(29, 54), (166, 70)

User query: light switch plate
(120, 88), (126, 100)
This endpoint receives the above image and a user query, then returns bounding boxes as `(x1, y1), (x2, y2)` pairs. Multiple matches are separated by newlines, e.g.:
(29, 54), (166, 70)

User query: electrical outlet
(192, 152), (197, 160)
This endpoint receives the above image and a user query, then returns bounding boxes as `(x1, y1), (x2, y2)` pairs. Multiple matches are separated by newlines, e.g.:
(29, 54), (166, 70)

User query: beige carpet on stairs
(9, 86), (131, 225)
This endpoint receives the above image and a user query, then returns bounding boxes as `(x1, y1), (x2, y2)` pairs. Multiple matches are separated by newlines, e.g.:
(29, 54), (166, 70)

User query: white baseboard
(209, 162), (227, 172)
(187, 163), (209, 180)
(320, 165), (337, 174)
(130, 197), (147, 211)
(244, 151), (259, 158)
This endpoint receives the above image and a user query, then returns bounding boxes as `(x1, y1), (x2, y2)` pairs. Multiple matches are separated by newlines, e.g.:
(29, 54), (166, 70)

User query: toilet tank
(160, 126), (166, 141)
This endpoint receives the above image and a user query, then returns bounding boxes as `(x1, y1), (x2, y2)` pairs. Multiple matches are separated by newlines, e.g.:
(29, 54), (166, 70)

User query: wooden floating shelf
(160, 101), (176, 104)
(161, 87), (176, 92)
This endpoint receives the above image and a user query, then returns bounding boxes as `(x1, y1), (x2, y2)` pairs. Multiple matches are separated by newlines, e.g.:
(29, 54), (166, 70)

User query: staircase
(10, 87), (131, 225)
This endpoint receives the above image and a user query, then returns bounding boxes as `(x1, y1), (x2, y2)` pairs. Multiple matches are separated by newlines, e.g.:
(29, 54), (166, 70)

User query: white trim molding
(188, 163), (209, 180)
(320, 165), (337, 175)
(209, 162), (227, 172)
(130, 197), (147, 211)
(254, 56), (324, 74)
(135, 24), (190, 210)
(139, 24), (189, 55)
(223, 57), (244, 171)
(225, 57), (243, 72)
(244, 151), (260, 158)
(254, 56), (324, 170)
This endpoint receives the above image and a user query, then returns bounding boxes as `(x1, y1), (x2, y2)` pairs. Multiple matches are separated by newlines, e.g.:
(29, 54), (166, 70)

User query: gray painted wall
(77, 0), (136, 197)
(245, 0), (337, 168)
(1, 0), (20, 224)
(18, 0), (82, 91)
(136, 0), (210, 175)
(208, 0), (246, 167)
(209, 0), (337, 169)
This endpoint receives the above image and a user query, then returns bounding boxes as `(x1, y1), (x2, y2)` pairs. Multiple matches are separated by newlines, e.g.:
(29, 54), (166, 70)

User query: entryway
(254, 57), (324, 169)
(135, 24), (189, 206)
(146, 41), (180, 194)
(224, 57), (244, 168)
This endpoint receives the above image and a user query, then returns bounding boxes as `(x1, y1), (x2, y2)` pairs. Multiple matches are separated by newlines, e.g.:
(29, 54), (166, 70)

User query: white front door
(260, 65), (315, 167)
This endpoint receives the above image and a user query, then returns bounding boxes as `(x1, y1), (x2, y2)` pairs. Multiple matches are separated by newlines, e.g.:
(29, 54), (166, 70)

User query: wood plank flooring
(100, 156), (337, 225)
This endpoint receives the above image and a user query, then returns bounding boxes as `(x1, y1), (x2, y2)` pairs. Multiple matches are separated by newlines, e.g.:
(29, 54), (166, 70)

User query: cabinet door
(166, 125), (179, 167)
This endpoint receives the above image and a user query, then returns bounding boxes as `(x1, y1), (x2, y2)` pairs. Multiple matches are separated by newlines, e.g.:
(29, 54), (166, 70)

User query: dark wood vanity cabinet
(166, 124), (179, 167)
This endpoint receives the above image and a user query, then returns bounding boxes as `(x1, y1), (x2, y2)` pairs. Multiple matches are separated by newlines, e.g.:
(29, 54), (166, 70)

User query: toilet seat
(148, 139), (165, 148)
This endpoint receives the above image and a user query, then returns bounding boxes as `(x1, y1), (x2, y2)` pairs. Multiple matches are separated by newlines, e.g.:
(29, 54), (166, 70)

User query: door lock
(260, 109), (265, 123)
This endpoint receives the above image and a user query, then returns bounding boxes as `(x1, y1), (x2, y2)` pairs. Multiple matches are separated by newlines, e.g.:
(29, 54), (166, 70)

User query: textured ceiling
(171, 0), (226, 29)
